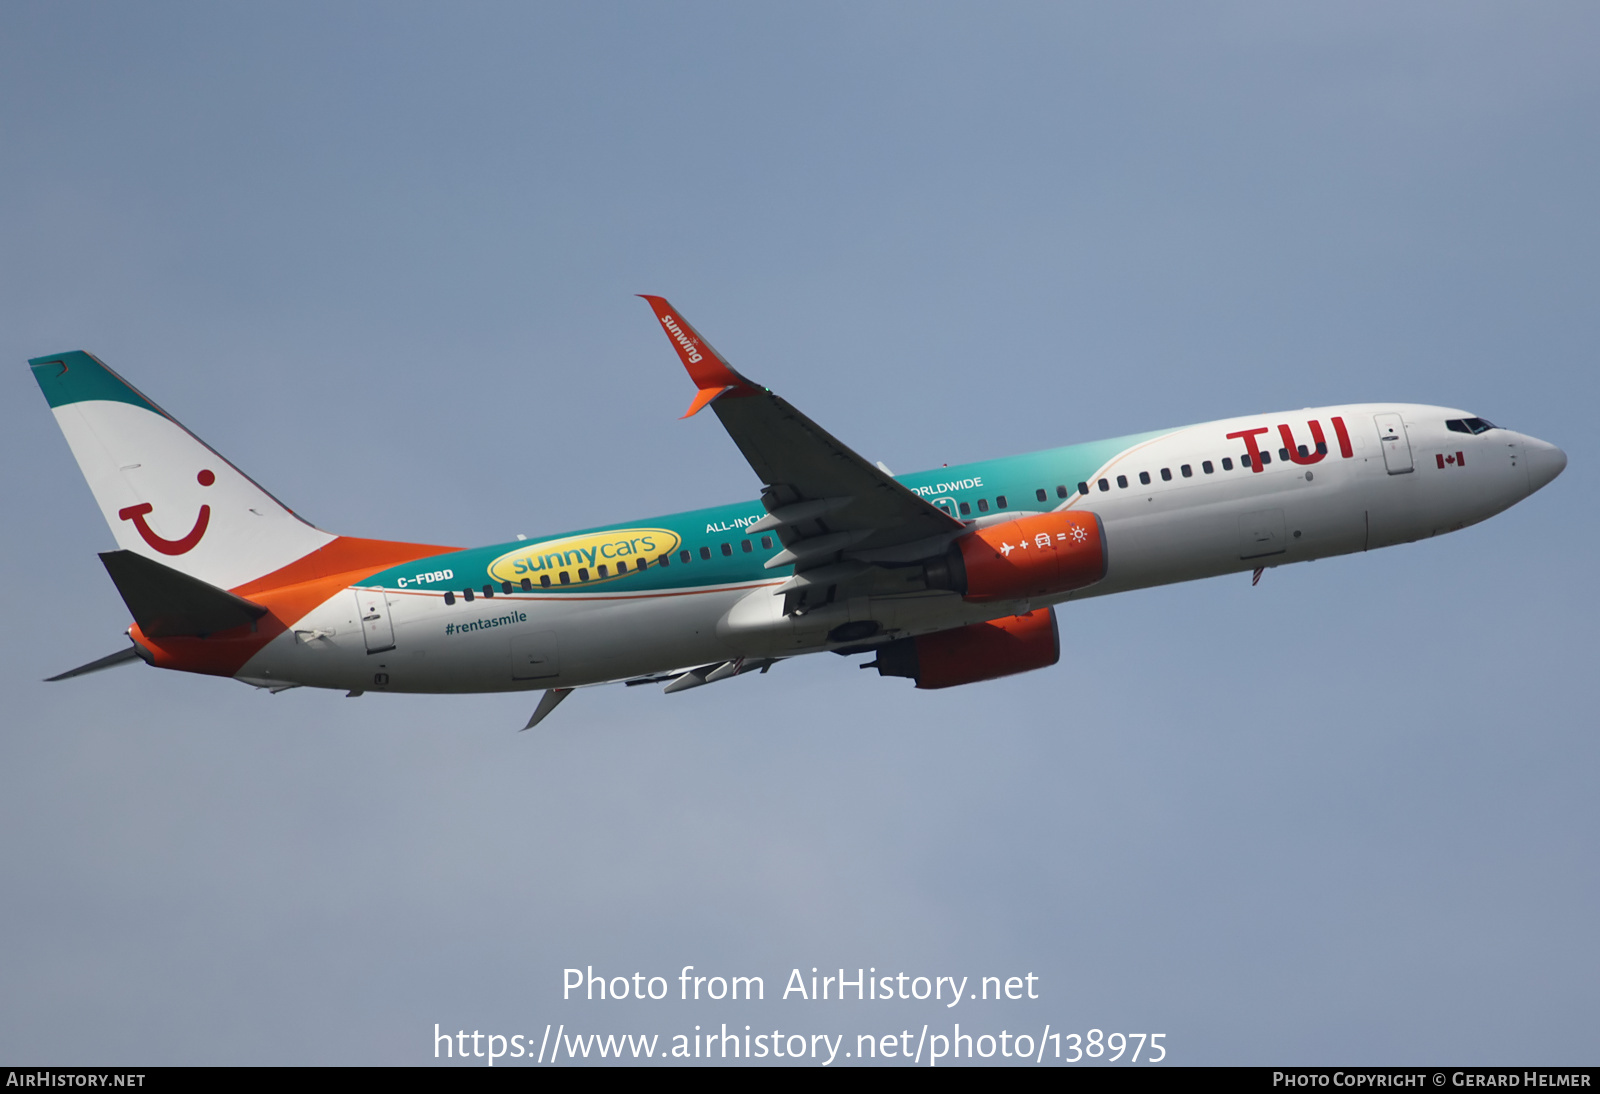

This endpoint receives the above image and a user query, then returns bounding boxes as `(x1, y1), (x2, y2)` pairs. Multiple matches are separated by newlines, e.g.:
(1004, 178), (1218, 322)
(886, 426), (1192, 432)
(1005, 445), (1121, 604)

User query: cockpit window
(1446, 417), (1498, 435)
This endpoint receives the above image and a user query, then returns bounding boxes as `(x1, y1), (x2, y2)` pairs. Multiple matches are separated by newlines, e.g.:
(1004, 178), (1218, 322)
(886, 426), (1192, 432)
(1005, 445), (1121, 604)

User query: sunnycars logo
(487, 528), (683, 586)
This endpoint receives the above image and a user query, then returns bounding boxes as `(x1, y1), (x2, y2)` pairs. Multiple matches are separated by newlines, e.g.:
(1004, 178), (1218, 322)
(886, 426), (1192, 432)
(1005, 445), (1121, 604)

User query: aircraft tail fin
(30, 351), (337, 590)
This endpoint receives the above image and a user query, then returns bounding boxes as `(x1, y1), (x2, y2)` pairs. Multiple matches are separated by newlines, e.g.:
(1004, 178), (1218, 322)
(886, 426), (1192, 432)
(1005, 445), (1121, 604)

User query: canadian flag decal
(1436, 451), (1466, 469)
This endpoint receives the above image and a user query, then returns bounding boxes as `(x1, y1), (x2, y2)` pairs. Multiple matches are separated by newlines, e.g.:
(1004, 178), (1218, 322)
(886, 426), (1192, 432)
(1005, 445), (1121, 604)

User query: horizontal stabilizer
(99, 549), (268, 637)
(45, 645), (145, 682)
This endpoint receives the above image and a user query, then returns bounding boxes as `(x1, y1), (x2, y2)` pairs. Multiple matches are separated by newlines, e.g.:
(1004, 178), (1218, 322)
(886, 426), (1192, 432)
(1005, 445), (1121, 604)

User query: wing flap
(709, 392), (960, 553)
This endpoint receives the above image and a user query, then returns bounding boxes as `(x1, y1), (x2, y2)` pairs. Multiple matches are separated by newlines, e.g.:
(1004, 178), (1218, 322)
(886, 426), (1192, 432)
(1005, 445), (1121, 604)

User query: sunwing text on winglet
(637, 294), (761, 417)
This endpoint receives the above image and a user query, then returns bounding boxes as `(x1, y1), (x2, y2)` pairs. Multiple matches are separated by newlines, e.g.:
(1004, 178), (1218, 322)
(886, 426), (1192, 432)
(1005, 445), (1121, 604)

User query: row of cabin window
(439, 534), (782, 604)
(955, 495), (1010, 517)
(1027, 441), (1332, 499)
(439, 436), (1336, 605)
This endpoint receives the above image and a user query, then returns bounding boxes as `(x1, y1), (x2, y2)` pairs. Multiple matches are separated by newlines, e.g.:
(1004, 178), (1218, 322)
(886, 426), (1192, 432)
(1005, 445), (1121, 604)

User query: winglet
(637, 295), (760, 417)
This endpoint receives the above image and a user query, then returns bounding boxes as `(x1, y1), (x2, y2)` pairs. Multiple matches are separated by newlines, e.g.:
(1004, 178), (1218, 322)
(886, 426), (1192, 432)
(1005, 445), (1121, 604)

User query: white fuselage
(233, 404), (1561, 695)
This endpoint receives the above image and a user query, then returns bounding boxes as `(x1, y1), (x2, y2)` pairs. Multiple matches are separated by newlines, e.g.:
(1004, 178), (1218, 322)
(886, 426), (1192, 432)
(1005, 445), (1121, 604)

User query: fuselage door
(1239, 508), (1287, 559)
(511, 631), (561, 680)
(355, 587), (396, 654)
(1375, 413), (1413, 475)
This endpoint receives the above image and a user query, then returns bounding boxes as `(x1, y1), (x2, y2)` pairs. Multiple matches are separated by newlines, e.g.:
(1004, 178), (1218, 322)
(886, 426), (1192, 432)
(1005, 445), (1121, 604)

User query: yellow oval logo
(487, 528), (683, 587)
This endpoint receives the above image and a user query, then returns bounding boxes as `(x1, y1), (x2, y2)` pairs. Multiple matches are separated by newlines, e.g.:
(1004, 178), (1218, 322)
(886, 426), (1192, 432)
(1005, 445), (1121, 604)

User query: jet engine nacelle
(924, 511), (1106, 602)
(866, 608), (1059, 689)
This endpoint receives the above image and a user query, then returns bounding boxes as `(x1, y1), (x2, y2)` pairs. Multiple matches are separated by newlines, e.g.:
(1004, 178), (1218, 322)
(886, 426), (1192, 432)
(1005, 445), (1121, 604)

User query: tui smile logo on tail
(117, 469), (214, 556)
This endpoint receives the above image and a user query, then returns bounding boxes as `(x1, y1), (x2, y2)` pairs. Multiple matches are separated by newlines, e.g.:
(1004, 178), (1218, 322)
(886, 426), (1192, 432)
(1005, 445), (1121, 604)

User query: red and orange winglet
(638, 295), (761, 418)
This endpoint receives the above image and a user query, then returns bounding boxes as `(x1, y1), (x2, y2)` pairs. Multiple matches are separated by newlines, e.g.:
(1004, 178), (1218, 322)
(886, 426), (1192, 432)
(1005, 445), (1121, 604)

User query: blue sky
(2, 2), (1595, 1064)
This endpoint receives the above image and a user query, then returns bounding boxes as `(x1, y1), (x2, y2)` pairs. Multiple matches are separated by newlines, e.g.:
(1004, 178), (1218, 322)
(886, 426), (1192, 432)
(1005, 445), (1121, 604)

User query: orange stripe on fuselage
(130, 536), (455, 677)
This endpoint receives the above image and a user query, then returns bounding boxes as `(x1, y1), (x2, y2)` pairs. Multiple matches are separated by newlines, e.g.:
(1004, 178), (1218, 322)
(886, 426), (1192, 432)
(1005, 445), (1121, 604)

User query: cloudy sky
(2, 2), (1595, 1066)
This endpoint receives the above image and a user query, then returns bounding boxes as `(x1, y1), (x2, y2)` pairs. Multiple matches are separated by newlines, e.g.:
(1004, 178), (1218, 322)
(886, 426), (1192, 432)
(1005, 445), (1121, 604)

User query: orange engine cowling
(924, 511), (1106, 602)
(865, 608), (1059, 689)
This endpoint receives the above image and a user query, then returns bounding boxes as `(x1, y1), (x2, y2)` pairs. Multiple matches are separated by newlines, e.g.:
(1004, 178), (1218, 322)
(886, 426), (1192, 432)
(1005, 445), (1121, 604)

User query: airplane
(31, 296), (1567, 728)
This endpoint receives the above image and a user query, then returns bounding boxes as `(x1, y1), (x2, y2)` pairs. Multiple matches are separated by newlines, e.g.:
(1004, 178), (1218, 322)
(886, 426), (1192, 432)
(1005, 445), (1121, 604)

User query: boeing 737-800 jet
(32, 297), (1566, 727)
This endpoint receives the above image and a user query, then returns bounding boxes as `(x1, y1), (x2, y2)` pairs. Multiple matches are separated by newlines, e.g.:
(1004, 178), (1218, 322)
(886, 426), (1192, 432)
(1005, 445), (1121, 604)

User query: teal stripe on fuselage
(358, 427), (1174, 593)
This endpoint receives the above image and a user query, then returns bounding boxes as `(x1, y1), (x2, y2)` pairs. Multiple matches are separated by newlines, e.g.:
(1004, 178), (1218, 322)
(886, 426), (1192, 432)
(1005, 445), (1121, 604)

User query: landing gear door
(1374, 413), (1413, 474)
(355, 587), (396, 654)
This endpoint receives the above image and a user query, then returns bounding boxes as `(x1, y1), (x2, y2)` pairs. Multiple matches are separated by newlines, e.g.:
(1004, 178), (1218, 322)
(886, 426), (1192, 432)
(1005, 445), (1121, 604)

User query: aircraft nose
(1525, 437), (1567, 495)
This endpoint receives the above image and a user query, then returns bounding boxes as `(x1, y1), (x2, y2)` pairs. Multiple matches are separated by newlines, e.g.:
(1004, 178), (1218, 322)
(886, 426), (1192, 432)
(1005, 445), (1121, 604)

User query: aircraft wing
(639, 296), (964, 605)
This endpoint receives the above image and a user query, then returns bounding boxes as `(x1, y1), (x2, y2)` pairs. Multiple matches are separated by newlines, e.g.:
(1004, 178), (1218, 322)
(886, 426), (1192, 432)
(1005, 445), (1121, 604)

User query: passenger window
(1241, 454), (1252, 468)
(679, 550), (691, 564)
(443, 591), (455, 605)
(503, 581), (514, 594)
(540, 575), (551, 588)
(578, 568), (589, 581)
(761, 536), (772, 549)
(721, 542), (732, 556)
(520, 578), (532, 592)
(741, 539), (753, 553)
(1058, 485), (1070, 499)
(1139, 471), (1151, 485)
(1278, 447), (1289, 461)
(977, 498), (990, 513)
(1181, 464), (1192, 478)
(959, 501), (971, 515)
(1098, 478), (1110, 492)
(597, 565), (608, 578)
(996, 495), (1007, 509)
(560, 572), (571, 585)
(615, 560), (627, 574)
(1077, 482), (1089, 495)
(1298, 445), (1309, 459)
(1116, 475), (1128, 488)
(1202, 460), (1213, 474)
(463, 588), (474, 602)
(1260, 451), (1271, 465)
(658, 555), (670, 567)
(699, 546), (711, 560)
(1161, 468), (1172, 481)
(1316, 441), (1327, 455)
(482, 584), (494, 598)
(1221, 458), (1233, 471)
(1036, 488), (1048, 502)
